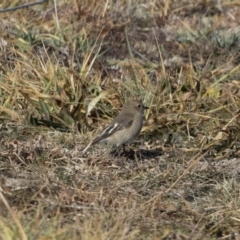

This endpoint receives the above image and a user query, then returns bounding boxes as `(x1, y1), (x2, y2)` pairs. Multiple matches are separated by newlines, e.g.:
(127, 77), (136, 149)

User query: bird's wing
(92, 113), (134, 144)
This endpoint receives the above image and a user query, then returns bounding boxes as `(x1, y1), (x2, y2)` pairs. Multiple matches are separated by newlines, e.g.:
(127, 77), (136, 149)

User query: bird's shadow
(110, 148), (163, 160)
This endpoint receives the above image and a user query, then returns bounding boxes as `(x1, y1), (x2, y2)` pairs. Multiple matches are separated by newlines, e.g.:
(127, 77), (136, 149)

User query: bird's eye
(138, 104), (141, 108)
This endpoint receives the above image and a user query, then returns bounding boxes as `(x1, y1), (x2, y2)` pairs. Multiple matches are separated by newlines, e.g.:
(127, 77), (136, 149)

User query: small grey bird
(83, 100), (148, 153)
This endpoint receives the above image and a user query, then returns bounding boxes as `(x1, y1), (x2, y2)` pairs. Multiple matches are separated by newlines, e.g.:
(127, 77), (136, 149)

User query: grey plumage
(83, 100), (147, 153)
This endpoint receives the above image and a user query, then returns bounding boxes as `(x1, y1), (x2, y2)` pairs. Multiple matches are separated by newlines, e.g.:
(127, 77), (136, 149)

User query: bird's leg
(110, 146), (119, 157)
(122, 144), (126, 153)
(111, 145), (128, 157)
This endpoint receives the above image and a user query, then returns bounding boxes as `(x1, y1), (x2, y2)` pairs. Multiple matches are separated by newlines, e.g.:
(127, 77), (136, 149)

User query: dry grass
(1, 0), (240, 239)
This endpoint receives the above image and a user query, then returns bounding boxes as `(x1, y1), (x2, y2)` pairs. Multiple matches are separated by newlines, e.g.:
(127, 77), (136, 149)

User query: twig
(0, 0), (48, 13)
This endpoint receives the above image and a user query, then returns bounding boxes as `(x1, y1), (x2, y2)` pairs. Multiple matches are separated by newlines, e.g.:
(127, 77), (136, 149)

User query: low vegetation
(0, 0), (240, 239)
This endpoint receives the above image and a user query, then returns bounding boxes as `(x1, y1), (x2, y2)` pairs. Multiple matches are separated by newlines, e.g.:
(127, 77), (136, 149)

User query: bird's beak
(143, 105), (149, 110)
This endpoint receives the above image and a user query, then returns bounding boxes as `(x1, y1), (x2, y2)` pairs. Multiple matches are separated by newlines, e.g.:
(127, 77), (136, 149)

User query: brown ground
(0, 0), (240, 239)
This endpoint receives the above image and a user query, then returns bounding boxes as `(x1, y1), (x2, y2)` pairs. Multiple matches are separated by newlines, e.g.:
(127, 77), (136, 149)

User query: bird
(83, 100), (148, 153)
